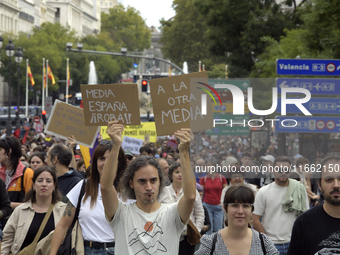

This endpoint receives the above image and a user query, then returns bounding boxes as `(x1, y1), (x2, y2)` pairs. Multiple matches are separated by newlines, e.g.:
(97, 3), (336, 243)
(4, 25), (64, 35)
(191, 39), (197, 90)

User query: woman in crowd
(29, 152), (46, 172)
(76, 159), (87, 178)
(0, 178), (11, 251)
(1, 166), (66, 255)
(0, 137), (34, 209)
(159, 162), (204, 255)
(199, 158), (227, 234)
(50, 140), (127, 255)
(195, 185), (278, 255)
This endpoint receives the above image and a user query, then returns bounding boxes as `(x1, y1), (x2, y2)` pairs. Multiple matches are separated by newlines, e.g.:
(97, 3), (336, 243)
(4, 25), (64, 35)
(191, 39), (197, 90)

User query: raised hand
(106, 120), (124, 146)
(174, 128), (192, 153)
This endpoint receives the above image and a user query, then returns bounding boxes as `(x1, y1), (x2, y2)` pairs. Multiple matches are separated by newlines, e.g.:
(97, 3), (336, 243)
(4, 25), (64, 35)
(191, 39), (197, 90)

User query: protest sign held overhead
(149, 72), (214, 136)
(121, 136), (143, 155)
(100, 122), (157, 142)
(45, 100), (99, 148)
(81, 84), (140, 126)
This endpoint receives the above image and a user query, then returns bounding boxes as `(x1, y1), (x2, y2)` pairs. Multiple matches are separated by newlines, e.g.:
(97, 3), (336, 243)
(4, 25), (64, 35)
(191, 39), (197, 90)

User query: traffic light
(42, 110), (47, 124)
(141, 80), (148, 92)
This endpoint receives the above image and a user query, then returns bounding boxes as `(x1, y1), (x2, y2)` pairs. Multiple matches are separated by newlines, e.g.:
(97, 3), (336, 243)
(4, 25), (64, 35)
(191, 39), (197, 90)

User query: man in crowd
(101, 123), (196, 254)
(157, 158), (171, 186)
(288, 154), (340, 254)
(252, 156), (308, 255)
(45, 144), (83, 202)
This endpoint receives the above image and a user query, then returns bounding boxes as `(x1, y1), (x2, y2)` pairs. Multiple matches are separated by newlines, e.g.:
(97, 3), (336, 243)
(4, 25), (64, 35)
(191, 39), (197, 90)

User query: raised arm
(67, 135), (77, 170)
(177, 128), (196, 224)
(100, 121), (123, 222)
(49, 201), (76, 255)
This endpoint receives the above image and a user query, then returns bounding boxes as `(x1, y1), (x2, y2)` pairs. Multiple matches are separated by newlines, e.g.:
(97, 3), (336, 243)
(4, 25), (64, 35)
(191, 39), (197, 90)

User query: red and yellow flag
(47, 65), (55, 85)
(43, 67), (47, 88)
(27, 65), (35, 86)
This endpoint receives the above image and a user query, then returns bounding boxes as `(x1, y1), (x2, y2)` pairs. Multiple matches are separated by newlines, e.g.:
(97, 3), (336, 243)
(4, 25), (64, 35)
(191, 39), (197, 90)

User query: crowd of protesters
(0, 122), (338, 255)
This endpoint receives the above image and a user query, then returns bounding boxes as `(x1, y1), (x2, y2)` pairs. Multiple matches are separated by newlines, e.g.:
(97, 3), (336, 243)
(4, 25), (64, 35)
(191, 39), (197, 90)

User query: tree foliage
(160, 0), (224, 73)
(101, 4), (151, 51)
(195, 0), (301, 77)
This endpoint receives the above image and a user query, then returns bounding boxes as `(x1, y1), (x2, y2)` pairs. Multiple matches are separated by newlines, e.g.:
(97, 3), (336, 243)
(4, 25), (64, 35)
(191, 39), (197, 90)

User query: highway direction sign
(277, 59), (340, 76)
(277, 98), (340, 114)
(276, 78), (340, 95)
(275, 116), (340, 133)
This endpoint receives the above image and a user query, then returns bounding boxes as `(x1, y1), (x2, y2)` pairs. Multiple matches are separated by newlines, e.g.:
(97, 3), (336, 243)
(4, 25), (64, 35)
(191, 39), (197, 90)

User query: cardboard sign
(149, 72), (214, 136)
(100, 122), (157, 142)
(81, 84), (140, 126)
(45, 100), (99, 148)
(121, 136), (143, 155)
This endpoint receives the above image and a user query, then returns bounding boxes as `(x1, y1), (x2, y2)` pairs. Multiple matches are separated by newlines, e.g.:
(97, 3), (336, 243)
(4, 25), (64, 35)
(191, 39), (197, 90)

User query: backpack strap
(259, 232), (266, 255)
(210, 232), (218, 255)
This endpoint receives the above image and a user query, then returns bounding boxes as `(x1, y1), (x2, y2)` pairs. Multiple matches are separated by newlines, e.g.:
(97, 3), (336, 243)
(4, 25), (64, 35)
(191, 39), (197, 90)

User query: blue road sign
(277, 98), (340, 114)
(275, 116), (340, 133)
(276, 78), (340, 95)
(277, 59), (340, 76)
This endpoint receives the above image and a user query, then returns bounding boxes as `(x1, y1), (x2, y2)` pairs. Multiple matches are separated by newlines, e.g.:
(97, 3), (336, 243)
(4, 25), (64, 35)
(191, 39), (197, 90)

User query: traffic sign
(276, 78), (340, 95)
(33, 116), (40, 123)
(277, 59), (340, 76)
(277, 98), (340, 114)
(208, 79), (250, 91)
(275, 116), (340, 133)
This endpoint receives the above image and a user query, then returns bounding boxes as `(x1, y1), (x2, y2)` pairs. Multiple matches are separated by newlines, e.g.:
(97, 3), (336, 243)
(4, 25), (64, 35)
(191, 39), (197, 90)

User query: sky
(121, 0), (176, 29)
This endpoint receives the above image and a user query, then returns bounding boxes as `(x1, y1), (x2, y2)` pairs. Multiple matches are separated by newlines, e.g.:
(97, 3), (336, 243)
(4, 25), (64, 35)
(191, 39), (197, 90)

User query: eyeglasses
(126, 156), (133, 160)
(227, 203), (253, 212)
(99, 140), (113, 146)
(0, 138), (10, 148)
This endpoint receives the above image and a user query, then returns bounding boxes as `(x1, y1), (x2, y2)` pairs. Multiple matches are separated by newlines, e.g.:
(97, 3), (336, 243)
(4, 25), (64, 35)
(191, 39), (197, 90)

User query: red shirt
(199, 174), (227, 205)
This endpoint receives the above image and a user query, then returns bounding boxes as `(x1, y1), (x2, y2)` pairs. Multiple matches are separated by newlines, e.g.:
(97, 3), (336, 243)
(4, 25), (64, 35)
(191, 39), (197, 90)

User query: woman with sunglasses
(50, 139), (127, 255)
(195, 185), (278, 255)
(0, 137), (34, 210)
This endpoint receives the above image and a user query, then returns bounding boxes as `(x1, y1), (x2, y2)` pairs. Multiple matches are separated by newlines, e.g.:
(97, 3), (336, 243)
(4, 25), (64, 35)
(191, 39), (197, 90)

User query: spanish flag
(47, 65), (55, 85)
(27, 65), (35, 86)
(43, 67), (47, 88)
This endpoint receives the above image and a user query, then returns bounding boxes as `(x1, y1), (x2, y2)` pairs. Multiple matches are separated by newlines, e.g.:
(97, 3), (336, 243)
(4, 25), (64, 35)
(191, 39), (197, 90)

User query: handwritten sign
(100, 122), (157, 142)
(45, 100), (99, 148)
(81, 84), (140, 126)
(121, 136), (143, 155)
(149, 72), (214, 136)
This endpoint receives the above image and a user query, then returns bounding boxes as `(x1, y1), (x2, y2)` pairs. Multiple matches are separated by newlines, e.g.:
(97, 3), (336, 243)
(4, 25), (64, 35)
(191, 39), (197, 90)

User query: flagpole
(66, 58), (69, 104)
(46, 60), (49, 97)
(42, 58), (45, 112)
(26, 59), (28, 121)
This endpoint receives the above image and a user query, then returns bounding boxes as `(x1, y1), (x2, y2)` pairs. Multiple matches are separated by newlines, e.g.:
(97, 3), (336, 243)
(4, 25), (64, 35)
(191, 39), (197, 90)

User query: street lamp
(14, 47), (23, 130)
(5, 39), (15, 136)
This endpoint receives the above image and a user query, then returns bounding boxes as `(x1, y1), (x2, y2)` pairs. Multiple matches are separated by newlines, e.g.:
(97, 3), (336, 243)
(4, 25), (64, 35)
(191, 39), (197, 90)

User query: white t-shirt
(253, 182), (307, 244)
(107, 200), (185, 255)
(67, 180), (115, 242)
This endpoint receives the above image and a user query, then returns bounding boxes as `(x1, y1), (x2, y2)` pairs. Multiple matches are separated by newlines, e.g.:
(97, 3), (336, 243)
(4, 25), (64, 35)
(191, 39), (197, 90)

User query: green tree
(160, 0), (223, 73)
(101, 4), (151, 51)
(195, 0), (301, 77)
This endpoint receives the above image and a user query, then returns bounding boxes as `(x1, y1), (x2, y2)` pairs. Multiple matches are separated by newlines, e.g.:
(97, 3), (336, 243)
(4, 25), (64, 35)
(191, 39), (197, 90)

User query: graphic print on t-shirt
(315, 231), (340, 254)
(128, 221), (167, 254)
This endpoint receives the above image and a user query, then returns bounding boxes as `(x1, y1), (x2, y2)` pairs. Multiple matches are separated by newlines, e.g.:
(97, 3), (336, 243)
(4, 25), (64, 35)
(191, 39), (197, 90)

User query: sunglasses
(126, 155), (133, 160)
(99, 140), (113, 146)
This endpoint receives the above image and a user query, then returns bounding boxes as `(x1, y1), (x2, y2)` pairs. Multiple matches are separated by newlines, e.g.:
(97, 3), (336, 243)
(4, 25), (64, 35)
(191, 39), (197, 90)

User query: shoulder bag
(15, 203), (54, 255)
(57, 180), (86, 255)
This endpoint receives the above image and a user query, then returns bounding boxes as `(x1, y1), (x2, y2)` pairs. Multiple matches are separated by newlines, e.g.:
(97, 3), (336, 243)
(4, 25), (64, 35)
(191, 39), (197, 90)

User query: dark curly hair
(119, 156), (164, 200)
